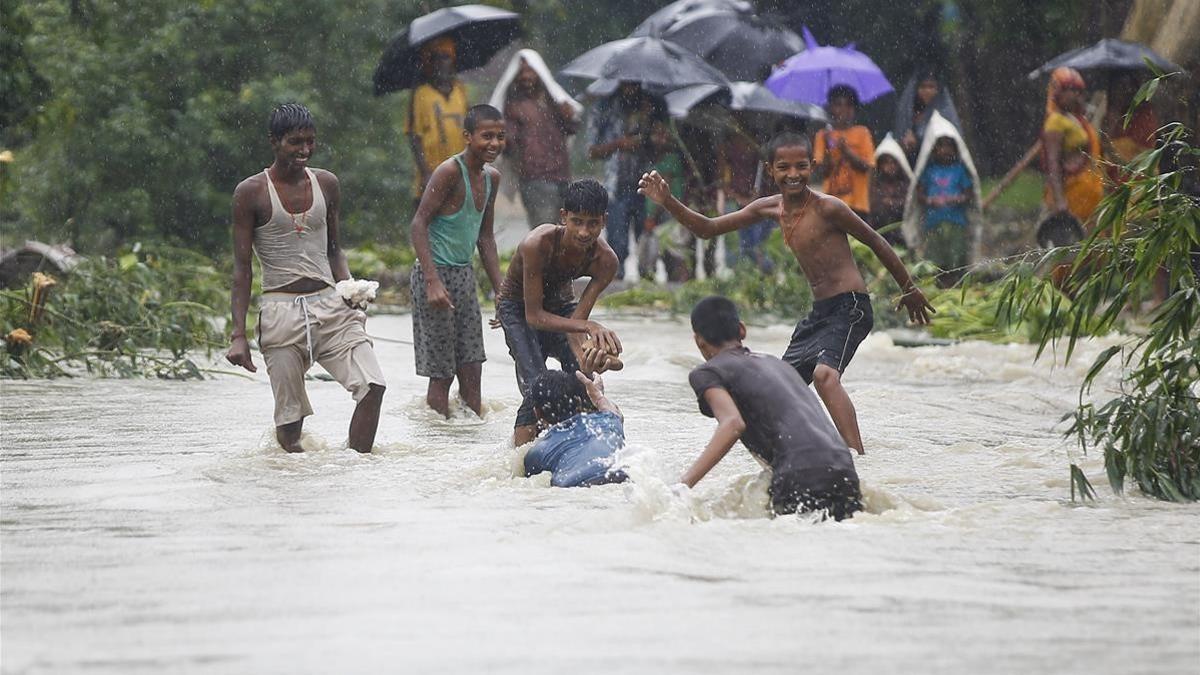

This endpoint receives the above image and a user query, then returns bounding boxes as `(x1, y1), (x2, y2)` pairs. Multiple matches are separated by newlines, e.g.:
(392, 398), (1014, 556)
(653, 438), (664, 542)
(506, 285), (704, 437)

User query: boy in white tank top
(225, 103), (386, 453)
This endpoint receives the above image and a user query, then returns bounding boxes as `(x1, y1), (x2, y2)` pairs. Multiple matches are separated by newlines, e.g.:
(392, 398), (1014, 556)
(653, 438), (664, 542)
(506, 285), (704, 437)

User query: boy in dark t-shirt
(641, 131), (933, 455)
(681, 296), (862, 520)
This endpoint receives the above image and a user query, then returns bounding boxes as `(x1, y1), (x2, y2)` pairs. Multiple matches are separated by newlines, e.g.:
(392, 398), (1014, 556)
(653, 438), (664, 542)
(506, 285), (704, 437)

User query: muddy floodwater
(2, 313), (1198, 674)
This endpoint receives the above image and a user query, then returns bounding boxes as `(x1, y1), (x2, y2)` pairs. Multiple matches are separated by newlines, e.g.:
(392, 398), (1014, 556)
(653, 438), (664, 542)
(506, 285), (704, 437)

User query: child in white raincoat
(902, 110), (982, 286)
(869, 133), (914, 248)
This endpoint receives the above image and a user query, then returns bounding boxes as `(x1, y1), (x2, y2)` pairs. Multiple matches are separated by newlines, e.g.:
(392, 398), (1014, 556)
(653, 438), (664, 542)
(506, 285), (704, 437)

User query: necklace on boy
(290, 211), (308, 237)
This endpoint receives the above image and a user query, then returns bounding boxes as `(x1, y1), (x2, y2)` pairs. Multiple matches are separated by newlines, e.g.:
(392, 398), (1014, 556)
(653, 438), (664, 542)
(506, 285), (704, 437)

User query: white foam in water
(1, 315), (1196, 673)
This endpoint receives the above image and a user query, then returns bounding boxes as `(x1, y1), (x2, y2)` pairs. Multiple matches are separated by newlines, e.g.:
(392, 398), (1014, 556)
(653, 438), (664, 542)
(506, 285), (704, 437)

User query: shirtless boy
(410, 104), (506, 418)
(495, 178), (622, 446)
(640, 132), (933, 453)
(226, 103), (386, 453)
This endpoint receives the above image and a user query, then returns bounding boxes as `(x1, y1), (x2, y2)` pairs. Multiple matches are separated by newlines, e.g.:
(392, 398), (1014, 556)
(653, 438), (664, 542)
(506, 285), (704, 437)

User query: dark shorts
(498, 299), (580, 427)
(783, 291), (874, 384)
(770, 466), (862, 521)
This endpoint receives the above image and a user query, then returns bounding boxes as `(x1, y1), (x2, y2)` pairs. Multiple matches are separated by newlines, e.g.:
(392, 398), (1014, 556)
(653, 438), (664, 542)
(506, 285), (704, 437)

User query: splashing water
(2, 314), (1197, 673)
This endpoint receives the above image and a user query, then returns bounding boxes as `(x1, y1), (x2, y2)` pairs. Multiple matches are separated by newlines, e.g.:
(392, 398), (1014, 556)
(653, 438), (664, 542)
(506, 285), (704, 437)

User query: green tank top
(430, 154), (492, 267)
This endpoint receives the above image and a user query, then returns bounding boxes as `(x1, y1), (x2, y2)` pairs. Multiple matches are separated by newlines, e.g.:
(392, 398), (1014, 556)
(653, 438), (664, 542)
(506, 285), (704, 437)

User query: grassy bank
(1, 245), (226, 379)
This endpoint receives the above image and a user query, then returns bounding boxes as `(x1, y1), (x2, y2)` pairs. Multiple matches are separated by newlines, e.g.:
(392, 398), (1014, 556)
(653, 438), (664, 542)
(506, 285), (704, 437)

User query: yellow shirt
(813, 125), (875, 213)
(405, 81), (468, 195)
(1043, 111), (1094, 155)
(1042, 111), (1103, 221)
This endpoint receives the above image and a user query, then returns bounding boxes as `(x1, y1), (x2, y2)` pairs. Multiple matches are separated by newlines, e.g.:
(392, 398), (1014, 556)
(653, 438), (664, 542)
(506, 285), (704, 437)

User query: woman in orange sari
(1042, 67), (1104, 229)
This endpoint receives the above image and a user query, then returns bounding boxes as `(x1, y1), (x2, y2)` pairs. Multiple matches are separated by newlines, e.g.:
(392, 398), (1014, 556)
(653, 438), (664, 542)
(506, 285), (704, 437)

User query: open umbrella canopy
(667, 81), (826, 137)
(630, 0), (753, 38)
(373, 4), (520, 95)
(765, 27), (893, 105)
(1027, 38), (1183, 80)
(647, 8), (803, 82)
(666, 82), (826, 123)
(561, 37), (729, 91)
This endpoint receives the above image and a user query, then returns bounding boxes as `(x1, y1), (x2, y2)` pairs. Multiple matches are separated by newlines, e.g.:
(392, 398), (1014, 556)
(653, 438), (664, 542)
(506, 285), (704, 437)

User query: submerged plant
(990, 112), (1200, 502)
(0, 244), (227, 379)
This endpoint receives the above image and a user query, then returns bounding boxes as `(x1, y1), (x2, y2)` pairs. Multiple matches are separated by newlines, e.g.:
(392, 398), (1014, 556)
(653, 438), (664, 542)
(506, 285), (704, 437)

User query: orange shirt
(814, 125), (875, 213)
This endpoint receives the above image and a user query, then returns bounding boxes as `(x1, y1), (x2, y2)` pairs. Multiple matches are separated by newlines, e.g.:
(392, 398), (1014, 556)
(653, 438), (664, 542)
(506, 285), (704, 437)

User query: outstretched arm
(575, 359), (621, 420)
(679, 387), (745, 488)
(825, 199), (935, 324)
(521, 236), (622, 354)
(572, 247), (618, 320)
(638, 170), (768, 239)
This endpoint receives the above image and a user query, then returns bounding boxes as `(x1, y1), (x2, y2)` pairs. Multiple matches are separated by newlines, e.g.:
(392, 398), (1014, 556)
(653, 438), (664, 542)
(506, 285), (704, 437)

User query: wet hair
(269, 103), (315, 140)
(464, 104), (503, 132)
(764, 131), (812, 164)
(827, 84), (859, 107)
(691, 296), (741, 345)
(562, 179), (608, 215)
(529, 370), (588, 425)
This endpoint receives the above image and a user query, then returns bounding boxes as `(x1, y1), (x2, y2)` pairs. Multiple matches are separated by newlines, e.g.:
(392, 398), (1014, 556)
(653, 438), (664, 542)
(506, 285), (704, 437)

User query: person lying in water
(640, 131), (934, 454)
(680, 296), (862, 520)
(522, 348), (628, 488)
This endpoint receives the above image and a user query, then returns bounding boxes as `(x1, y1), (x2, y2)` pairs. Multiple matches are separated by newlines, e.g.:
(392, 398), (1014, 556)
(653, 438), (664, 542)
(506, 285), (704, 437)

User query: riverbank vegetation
(986, 116), (1199, 502)
(1, 246), (226, 379)
(2, 0), (1128, 253)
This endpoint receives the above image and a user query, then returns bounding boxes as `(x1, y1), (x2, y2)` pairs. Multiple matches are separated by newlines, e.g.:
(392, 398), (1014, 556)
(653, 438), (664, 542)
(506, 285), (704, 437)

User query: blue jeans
(524, 411), (627, 487)
(605, 186), (646, 277)
(498, 299), (579, 428)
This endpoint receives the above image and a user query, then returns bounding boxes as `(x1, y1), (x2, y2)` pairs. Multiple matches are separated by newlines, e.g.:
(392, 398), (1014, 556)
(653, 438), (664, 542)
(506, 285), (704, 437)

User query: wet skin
(408, 119), (508, 418)
(498, 212), (621, 446)
(226, 124), (385, 452)
(639, 142), (934, 453)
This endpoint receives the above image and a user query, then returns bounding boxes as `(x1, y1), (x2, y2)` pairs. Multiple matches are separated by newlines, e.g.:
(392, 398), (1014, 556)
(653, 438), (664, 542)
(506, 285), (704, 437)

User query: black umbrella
(1027, 38), (1182, 80)
(560, 37), (729, 91)
(647, 9), (803, 82)
(373, 5), (520, 95)
(630, 0), (753, 38)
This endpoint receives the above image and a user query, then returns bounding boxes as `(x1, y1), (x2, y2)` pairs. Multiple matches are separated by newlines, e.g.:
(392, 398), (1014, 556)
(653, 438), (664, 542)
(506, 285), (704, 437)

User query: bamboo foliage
(991, 96), (1200, 501)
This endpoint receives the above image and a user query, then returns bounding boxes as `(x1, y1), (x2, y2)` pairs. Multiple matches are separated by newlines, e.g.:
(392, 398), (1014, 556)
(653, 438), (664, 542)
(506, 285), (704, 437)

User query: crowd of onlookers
(403, 42), (1169, 287)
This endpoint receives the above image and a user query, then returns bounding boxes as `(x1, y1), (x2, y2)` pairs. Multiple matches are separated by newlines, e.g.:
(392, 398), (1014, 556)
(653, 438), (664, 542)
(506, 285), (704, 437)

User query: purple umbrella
(765, 27), (892, 105)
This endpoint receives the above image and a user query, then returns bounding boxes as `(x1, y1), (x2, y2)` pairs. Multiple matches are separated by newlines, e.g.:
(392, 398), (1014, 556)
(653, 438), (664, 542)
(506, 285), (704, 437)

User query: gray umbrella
(666, 82), (825, 122)
(630, 0), (754, 37)
(1027, 38), (1182, 80)
(666, 81), (826, 136)
(643, 9), (803, 82)
(373, 5), (521, 95)
(561, 37), (730, 91)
